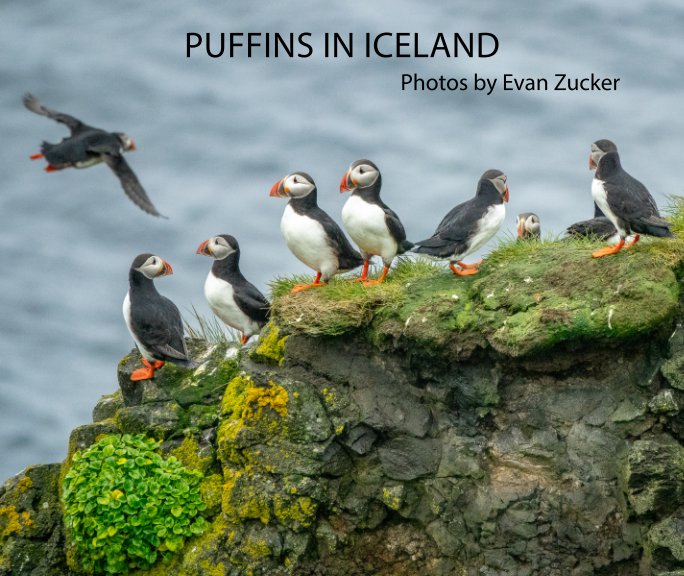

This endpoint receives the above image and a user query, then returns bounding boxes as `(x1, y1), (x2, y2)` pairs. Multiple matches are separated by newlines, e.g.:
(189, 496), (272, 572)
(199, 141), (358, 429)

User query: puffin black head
(196, 234), (239, 260)
(516, 212), (541, 239)
(270, 172), (316, 199)
(589, 139), (617, 170)
(340, 159), (380, 193)
(131, 253), (173, 279)
(115, 132), (137, 152)
(477, 169), (509, 203)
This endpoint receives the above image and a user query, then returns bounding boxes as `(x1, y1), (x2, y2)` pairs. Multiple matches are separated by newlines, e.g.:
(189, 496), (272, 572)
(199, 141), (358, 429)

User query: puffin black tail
(633, 216), (674, 238)
(397, 239), (414, 255)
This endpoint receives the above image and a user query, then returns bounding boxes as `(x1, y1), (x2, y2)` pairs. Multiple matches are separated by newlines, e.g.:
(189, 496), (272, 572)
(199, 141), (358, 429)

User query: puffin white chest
(342, 195), (397, 260)
(591, 178), (623, 234)
(204, 271), (258, 335)
(463, 203), (505, 258)
(122, 291), (155, 361)
(280, 204), (337, 272)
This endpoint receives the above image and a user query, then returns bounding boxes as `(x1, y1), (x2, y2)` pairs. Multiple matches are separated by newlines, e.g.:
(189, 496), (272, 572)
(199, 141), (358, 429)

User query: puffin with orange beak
(270, 171), (363, 293)
(22, 93), (164, 217)
(589, 139), (672, 258)
(516, 212), (541, 240)
(413, 169), (509, 275)
(196, 234), (270, 345)
(122, 254), (190, 381)
(340, 159), (413, 284)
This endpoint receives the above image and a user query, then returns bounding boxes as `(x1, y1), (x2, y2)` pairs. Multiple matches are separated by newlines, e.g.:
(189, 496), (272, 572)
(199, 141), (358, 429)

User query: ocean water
(1, 0), (683, 480)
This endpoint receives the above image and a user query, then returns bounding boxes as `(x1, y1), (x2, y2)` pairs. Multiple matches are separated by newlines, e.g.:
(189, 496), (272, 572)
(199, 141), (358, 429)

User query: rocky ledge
(2, 219), (684, 576)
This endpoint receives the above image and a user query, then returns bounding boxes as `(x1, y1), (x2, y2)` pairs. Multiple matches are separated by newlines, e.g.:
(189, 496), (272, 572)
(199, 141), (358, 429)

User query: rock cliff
(2, 221), (684, 576)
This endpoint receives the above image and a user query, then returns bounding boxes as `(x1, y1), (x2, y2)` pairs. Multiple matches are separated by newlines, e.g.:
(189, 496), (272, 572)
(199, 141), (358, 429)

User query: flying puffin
(413, 170), (509, 275)
(339, 159), (413, 284)
(270, 172), (363, 293)
(196, 234), (270, 345)
(566, 202), (618, 242)
(123, 253), (190, 381)
(516, 212), (541, 240)
(22, 93), (164, 217)
(590, 139), (673, 257)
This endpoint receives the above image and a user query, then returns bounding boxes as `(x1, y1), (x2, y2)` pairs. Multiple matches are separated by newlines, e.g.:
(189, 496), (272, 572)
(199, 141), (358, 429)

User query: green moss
(251, 322), (289, 365)
(271, 228), (684, 358)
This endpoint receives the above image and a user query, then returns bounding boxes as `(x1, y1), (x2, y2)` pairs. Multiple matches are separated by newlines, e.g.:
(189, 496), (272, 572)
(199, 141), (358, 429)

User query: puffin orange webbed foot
(592, 239), (625, 258)
(131, 359), (158, 381)
(449, 263), (479, 276)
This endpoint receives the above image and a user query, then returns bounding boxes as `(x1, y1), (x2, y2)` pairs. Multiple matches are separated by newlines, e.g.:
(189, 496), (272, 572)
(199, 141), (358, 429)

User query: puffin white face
(135, 255), (172, 279)
(517, 213), (540, 238)
(490, 173), (509, 203)
(117, 133), (137, 152)
(197, 236), (236, 260)
(589, 142), (605, 171)
(350, 163), (379, 188)
(283, 173), (315, 198)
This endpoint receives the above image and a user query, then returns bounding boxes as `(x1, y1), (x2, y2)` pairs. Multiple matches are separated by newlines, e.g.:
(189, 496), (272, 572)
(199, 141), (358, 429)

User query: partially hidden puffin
(123, 254), (190, 381)
(196, 234), (270, 345)
(413, 169), (509, 275)
(566, 202), (618, 243)
(590, 139), (673, 258)
(23, 93), (165, 217)
(270, 172), (363, 293)
(339, 159), (413, 284)
(516, 212), (541, 240)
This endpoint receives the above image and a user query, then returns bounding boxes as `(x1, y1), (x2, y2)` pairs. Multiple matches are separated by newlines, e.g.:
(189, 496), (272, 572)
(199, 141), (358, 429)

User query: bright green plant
(62, 434), (208, 574)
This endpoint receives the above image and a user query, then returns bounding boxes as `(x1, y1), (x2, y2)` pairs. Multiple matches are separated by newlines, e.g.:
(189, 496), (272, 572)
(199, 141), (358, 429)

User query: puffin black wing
(131, 296), (188, 363)
(604, 174), (673, 237)
(413, 199), (477, 257)
(312, 206), (364, 270)
(381, 202), (413, 253)
(22, 93), (89, 135)
(233, 282), (271, 326)
(102, 153), (166, 218)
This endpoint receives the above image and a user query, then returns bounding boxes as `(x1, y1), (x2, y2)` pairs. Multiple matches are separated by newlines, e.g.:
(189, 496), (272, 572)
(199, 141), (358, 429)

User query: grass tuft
(184, 305), (238, 345)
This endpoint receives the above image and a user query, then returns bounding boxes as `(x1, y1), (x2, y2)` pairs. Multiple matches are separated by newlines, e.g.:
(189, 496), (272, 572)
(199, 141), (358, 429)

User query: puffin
(339, 159), (413, 284)
(196, 234), (270, 345)
(22, 93), (164, 217)
(566, 202), (618, 242)
(270, 171), (363, 293)
(516, 212), (541, 240)
(123, 253), (190, 381)
(589, 139), (673, 258)
(413, 169), (509, 275)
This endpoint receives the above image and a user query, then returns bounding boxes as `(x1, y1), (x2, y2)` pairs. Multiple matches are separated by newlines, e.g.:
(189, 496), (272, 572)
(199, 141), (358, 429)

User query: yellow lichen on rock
(0, 506), (33, 539)
(251, 323), (288, 366)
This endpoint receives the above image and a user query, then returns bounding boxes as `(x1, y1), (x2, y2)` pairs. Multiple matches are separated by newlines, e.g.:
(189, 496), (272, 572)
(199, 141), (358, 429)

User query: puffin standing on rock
(270, 171), (363, 293)
(22, 93), (164, 217)
(123, 254), (191, 381)
(414, 169), (509, 275)
(516, 212), (541, 240)
(339, 159), (413, 284)
(589, 139), (673, 258)
(196, 234), (270, 345)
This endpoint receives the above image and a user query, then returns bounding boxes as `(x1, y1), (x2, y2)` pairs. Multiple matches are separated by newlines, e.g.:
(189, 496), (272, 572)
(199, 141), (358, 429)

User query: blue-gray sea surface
(1, 1), (683, 480)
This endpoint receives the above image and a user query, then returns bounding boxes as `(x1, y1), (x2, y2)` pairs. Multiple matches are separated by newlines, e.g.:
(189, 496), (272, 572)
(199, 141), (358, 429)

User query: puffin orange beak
(504, 185), (510, 203)
(129, 139), (137, 151)
(517, 220), (523, 238)
(161, 260), (173, 276)
(589, 155), (596, 170)
(340, 169), (353, 193)
(270, 178), (288, 198)
(196, 239), (211, 256)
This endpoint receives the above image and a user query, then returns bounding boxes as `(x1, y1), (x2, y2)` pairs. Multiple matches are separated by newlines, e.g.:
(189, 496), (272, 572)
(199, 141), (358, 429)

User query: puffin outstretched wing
(22, 93), (89, 135)
(102, 153), (166, 218)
